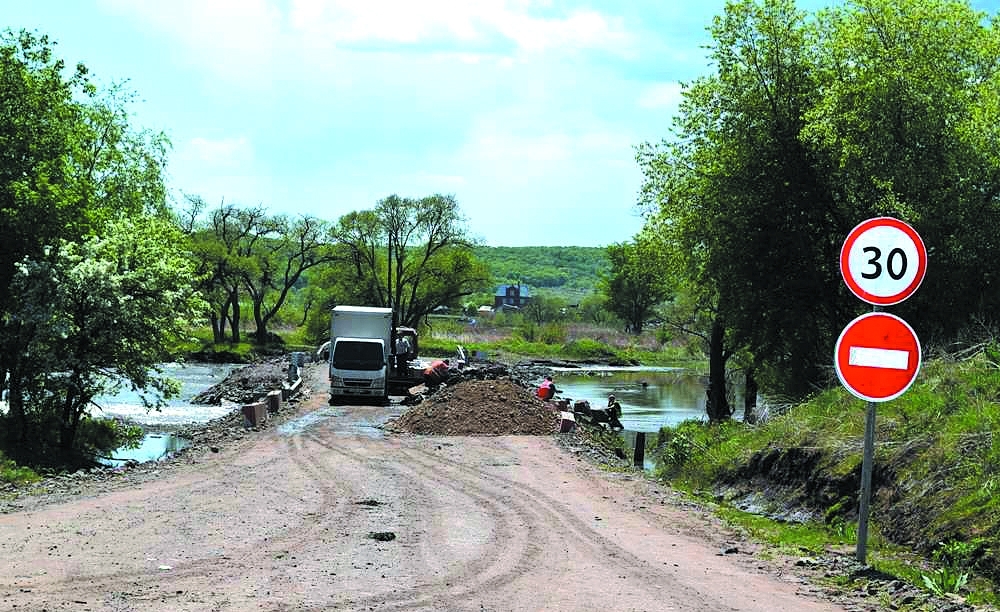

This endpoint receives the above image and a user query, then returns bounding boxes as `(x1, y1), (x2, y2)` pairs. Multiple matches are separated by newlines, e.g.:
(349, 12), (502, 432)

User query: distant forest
(473, 246), (609, 298)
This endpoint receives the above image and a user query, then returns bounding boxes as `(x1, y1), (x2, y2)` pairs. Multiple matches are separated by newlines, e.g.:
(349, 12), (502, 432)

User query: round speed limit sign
(840, 217), (927, 306)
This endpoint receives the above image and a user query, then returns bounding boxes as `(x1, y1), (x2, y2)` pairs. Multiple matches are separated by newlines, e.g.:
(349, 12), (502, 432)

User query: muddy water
(551, 366), (746, 433)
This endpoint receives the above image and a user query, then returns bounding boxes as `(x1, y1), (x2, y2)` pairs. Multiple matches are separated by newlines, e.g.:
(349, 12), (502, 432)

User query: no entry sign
(840, 217), (927, 306)
(835, 312), (921, 402)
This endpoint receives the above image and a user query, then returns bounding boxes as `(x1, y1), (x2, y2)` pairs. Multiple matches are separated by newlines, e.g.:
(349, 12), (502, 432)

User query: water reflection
(99, 432), (190, 467)
(551, 366), (745, 433)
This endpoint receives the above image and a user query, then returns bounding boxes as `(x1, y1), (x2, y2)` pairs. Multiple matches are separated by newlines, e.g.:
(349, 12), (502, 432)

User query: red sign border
(840, 217), (927, 306)
(834, 312), (921, 403)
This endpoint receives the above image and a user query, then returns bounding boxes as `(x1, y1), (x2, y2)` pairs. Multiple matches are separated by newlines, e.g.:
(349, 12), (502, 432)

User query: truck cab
(328, 306), (392, 404)
(329, 336), (388, 401)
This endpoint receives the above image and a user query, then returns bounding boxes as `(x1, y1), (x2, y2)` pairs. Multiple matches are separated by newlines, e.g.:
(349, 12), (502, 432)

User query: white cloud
(98, 0), (284, 80)
(638, 82), (684, 110)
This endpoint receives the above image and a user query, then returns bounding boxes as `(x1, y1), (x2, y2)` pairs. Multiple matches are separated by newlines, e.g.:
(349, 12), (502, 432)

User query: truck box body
(329, 306), (392, 402)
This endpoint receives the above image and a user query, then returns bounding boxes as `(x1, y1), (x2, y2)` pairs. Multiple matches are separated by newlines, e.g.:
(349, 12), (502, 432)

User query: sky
(6, 1), (1000, 247)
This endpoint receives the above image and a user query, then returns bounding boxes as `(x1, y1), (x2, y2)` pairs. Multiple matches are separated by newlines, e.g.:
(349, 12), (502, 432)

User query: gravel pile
(192, 358), (293, 405)
(387, 378), (560, 435)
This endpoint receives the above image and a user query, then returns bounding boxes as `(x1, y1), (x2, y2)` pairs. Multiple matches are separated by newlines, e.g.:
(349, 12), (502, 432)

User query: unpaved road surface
(0, 366), (845, 611)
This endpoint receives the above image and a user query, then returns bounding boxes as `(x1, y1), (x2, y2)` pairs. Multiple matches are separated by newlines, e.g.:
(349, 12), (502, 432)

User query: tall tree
(184, 201), (269, 344)
(640, 0), (1000, 403)
(240, 214), (339, 341)
(5, 217), (204, 465)
(602, 233), (673, 334)
(0, 30), (170, 445)
(331, 194), (489, 328)
(639, 0), (840, 403)
(804, 0), (1000, 336)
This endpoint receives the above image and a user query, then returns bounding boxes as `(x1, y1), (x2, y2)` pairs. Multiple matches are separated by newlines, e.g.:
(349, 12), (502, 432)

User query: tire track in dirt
(293, 429), (546, 612)
(397, 440), (712, 603)
(1, 434), (358, 608)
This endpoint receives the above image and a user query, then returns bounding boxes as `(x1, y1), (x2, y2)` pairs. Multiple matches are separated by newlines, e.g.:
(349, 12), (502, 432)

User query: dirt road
(0, 367), (845, 612)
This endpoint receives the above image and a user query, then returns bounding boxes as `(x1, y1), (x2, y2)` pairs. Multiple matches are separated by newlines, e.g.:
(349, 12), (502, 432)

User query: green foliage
(76, 417), (144, 457)
(3, 216), (205, 465)
(577, 292), (618, 327)
(602, 234), (673, 334)
(922, 567), (969, 597)
(0, 31), (182, 467)
(331, 194), (490, 328)
(715, 506), (849, 554)
(639, 0), (1000, 401)
(474, 246), (608, 295)
(562, 337), (616, 361)
(0, 452), (40, 485)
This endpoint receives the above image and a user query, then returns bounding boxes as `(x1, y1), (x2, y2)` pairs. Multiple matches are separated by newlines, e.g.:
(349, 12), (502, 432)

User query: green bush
(0, 452), (39, 485)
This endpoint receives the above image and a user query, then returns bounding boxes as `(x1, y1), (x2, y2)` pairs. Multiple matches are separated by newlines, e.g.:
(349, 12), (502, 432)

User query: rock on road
(0, 365), (845, 612)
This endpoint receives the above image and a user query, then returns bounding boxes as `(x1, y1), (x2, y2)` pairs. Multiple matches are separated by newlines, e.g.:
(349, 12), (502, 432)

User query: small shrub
(922, 566), (969, 597)
(0, 452), (40, 485)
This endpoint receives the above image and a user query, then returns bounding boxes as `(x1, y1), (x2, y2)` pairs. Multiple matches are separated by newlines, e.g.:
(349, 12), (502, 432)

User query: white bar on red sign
(848, 346), (909, 370)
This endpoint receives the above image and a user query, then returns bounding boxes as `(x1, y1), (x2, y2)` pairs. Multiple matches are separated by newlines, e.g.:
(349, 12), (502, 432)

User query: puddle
(333, 422), (390, 439)
(100, 432), (189, 467)
(278, 407), (342, 436)
(277, 406), (404, 438)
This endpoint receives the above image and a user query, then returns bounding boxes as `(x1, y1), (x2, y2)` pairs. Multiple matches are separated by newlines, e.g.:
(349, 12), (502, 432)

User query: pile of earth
(387, 378), (560, 435)
(191, 357), (295, 405)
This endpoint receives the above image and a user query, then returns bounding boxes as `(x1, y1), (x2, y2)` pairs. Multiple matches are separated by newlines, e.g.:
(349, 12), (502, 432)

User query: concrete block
(559, 411), (576, 433)
(266, 389), (282, 413)
(242, 402), (267, 427)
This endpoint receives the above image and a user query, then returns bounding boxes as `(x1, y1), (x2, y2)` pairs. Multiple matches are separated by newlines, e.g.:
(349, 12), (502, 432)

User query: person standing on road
(394, 335), (412, 375)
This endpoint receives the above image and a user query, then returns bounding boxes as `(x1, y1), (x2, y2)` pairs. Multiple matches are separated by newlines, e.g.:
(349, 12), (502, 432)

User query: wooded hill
(473, 246), (609, 297)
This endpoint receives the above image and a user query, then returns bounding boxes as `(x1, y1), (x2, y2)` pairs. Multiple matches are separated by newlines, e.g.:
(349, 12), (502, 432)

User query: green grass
(420, 319), (703, 367)
(649, 348), (1000, 603)
(0, 452), (40, 485)
(715, 505), (855, 554)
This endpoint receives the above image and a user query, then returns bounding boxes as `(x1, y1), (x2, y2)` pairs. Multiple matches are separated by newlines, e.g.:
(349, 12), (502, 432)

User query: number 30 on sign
(840, 217), (927, 306)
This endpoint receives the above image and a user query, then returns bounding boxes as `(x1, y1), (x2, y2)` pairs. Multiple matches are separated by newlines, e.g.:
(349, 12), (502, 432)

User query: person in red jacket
(423, 359), (450, 386)
(536, 375), (556, 400)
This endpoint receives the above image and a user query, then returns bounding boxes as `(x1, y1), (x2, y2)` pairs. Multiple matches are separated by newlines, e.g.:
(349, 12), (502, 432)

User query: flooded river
(551, 366), (744, 433)
(95, 362), (240, 465)
(97, 362), (731, 463)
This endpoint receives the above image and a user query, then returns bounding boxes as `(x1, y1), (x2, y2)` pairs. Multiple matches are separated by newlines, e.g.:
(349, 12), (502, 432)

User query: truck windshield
(332, 341), (385, 371)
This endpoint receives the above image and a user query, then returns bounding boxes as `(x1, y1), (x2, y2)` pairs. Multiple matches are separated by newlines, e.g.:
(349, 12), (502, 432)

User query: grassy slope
(652, 348), (1000, 601)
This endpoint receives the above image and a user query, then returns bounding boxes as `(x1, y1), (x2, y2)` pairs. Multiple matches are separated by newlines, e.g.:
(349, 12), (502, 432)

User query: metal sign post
(838, 217), (927, 565)
(856, 400), (876, 563)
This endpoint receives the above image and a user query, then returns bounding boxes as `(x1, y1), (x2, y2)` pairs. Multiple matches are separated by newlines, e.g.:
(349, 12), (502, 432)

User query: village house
(493, 283), (531, 311)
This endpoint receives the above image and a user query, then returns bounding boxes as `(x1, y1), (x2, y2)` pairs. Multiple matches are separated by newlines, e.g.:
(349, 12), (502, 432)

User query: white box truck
(328, 305), (393, 403)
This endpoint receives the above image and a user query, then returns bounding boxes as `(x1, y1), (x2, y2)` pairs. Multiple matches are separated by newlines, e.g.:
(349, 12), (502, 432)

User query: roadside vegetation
(651, 345), (1000, 606)
(418, 315), (696, 367)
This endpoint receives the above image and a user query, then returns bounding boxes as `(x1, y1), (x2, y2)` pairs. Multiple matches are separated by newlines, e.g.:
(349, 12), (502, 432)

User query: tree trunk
(6, 364), (27, 446)
(252, 297), (266, 341)
(706, 315), (731, 422)
(210, 312), (224, 343)
(229, 292), (241, 344)
(743, 367), (758, 425)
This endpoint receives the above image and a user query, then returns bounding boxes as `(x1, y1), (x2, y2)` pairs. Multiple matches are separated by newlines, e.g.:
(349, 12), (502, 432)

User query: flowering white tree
(7, 217), (206, 463)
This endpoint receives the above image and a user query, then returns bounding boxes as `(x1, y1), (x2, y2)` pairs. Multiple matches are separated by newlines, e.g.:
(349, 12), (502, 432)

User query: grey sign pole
(856, 400), (876, 564)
